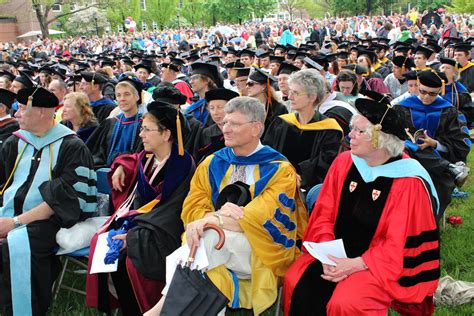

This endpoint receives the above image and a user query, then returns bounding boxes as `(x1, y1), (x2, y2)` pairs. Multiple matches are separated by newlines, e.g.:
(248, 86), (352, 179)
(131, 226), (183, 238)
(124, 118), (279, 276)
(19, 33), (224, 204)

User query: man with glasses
(148, 96), (308, 315)
(398, 69), (471, 218)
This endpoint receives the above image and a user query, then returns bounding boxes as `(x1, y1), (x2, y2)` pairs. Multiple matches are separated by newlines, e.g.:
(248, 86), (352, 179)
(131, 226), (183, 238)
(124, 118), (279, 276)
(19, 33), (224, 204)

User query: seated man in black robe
(0, 87), (97, 315)
(0, 89), (19, 150)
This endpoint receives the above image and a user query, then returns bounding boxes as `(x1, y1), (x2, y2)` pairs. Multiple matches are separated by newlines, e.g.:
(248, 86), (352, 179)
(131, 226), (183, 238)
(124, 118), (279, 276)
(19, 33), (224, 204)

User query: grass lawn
(49, 152), (474, 316)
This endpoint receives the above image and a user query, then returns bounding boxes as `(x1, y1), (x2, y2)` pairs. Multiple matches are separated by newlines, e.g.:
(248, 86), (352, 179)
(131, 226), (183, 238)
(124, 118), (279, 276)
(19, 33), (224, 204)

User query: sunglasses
(246, 81), (258, 87)
(419, 88), (440, 97)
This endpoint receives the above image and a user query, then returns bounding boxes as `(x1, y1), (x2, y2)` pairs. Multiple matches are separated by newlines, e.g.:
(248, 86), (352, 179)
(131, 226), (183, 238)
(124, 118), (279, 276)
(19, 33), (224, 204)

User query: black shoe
(448, 162), (469, 188)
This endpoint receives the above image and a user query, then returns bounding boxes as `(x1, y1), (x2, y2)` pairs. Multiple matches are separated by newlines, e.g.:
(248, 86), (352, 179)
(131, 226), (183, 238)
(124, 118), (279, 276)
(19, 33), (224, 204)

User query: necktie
(230, 164), (246, 184)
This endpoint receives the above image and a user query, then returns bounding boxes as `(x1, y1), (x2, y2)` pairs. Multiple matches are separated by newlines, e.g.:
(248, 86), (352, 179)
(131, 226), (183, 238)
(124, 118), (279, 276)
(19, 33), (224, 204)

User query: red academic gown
(283, 151), (439, 316)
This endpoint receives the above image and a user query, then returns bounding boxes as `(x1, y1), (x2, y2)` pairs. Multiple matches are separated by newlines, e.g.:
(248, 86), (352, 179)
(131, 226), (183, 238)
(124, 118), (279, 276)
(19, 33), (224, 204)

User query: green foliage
(450, 0), (474, 13)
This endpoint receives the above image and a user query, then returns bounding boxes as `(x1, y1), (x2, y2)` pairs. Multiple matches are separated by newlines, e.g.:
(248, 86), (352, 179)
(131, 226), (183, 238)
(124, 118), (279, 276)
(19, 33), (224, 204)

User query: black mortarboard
(118, 75), (144, 104)
(274, 44), (286, 52)
(255, 50), (270, 58)
(152, 83), (187, 105)
(357, 49), (378, 64)
(355, 96), (407, 142)
(205, 88), (239, 102)
(269, 55), (285, 64)
(235, 67), (250, 78)
(190, 62), (223, 87)
(342, 64), (367, 75)
(225, 61), (244, 69)
(0, 71), (15, 82)
(0, 89), (17, 109)
(303, 57), (323, 71)
(443, 37), (462, 46)
(277, 62), (300, 75)
(161, 62), (180, 72)
(295, 51), (308, 60)
(418, 69), (448, 92)
(237, 49), (255, 58)
(146, 101), (184, 155)
(80, 71), (109, 84)
(134, 63), (153, 74)
(248, 67), (276, 84)
(424, 39), (442, 53)
(414, 45), (434, 58)
(453, 42), (472, 54)
(336, 51), (350, 59)
(338, 42), (349, 50)
(17, 87), (59, 108)
(403, 71), (418, 81)
(392, 56), (415, 69)
(439, 57), (460, 69)
(14, 71), (35, 89)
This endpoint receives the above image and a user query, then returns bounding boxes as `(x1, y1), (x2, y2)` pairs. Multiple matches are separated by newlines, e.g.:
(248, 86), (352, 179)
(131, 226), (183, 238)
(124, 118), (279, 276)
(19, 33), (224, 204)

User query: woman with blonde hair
(62, 92), (98, 143)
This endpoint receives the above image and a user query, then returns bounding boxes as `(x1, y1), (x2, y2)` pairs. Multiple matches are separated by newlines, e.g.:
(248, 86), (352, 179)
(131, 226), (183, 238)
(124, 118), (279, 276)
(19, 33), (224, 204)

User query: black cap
(237, 49), (255, 58)
(118, 75), (143, 104)
(190, 62), (223, 87)
(392, 56), (415, 69)
(0, 89), (17, 109)
(342, 64), (367, 75)
(439, 57), (460, 68)
(255, 50), (270, 58)
(402, 71), (418, 81)
(363, 90), (392, 104)
(0, 71), (15, 82)
(134, 63), (153, 74)
(336, 51), (350, 59)
(146, 101), (184, 154)
(453, 42), (472, 54)
(152, 83), (187, 105)
(269, 55), (285, 64)
(235, 67), (250, 78)
(355, 97), (407, 141)
(205, 88), (239, 102)
(274, 44), (286, 52)
(248, 67), (276, 84)
(277, 62), (300, 75)
(80, 71), (109, 84)
(225, 61), (244, 69)
(17, 87), (59, 108)
(357, 49), (378, 64)
(417, 69), (448, 88)
(215, 181), (251, 210)
(424, 39), (442, 53)
(161, 62), (180, 72)
(414, 45), (434, 58)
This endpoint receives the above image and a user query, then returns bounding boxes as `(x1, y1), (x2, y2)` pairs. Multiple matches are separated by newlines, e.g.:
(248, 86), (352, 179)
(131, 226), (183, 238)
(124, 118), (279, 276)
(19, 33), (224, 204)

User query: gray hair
(351, 114), (405, 157)
(225, 96), (266, 136)
(288, 69), (327, 105)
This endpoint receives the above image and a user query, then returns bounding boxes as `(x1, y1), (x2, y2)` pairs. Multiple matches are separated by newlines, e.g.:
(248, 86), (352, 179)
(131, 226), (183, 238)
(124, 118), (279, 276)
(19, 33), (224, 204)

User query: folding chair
(52, 247), (90, 300)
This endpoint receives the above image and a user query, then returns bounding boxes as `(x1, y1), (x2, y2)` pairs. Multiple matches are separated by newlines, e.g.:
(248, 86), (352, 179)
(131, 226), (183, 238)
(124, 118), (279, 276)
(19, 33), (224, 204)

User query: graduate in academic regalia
(79, 71), (116, 124)
(264, 69), (343, 192)
(283, 94), (440, 316)
(152, 83), (202, 155)
(453, 42), (474, 93)
(246, 67), (288, 137)
(86, 76), (143, 169)
(383, 55), (415, 98)
(194, 88), (239, 163)
(0, 89), (19, 149)
(86, 102), (195, 316)
(398, 69), (471, 218)
(0, 87), (97, 316)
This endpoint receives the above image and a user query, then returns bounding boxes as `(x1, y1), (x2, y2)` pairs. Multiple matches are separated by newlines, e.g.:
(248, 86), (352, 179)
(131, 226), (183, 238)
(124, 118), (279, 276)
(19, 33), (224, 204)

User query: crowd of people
(0, 8), (473, 316)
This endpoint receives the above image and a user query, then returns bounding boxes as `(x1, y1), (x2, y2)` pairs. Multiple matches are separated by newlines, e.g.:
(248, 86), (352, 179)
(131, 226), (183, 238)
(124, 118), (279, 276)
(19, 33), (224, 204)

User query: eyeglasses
(190, 74), (206, 81)
(222, 120), (256, 129)
(246, 81), (259, 87)
(349, 124), (369, 136)
(288, 89), (308, 97)
(418, 88), (440, 97)
(140, 126), (162, 133)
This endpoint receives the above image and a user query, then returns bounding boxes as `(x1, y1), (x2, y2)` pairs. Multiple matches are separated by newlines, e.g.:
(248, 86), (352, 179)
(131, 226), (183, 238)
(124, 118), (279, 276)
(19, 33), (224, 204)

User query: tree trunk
(366, 0), (373, 15)
(34, 7), (50, 38)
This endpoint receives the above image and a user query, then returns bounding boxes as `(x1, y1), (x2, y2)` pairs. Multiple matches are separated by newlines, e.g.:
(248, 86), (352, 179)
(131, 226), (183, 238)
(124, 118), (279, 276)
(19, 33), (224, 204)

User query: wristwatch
(12, 216), (22, 228)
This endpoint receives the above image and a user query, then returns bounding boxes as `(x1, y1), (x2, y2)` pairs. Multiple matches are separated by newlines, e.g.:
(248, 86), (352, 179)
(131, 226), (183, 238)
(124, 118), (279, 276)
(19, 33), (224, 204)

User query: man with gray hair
(149, 96), (308, 315)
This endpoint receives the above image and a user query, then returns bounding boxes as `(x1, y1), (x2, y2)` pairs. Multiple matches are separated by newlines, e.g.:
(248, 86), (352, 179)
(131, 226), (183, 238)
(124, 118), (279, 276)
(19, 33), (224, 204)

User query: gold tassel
(176, 112), (184, 156)
(372, 124), (381, 149)
(441, 80), (445, 96)
(141, 90), (144, 104)
(27, 95), (33, 110)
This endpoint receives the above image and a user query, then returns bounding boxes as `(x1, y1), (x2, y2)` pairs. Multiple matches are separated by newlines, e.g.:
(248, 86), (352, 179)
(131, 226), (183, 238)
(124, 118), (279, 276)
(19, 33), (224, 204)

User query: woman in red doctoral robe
(283, 96), (440, 315)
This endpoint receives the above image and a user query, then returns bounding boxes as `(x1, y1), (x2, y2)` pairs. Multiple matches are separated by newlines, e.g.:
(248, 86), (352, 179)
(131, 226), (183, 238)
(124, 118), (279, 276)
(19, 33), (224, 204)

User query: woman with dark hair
(356, 53), (390, 94)
(334, 70), (361, 105)
(86, 101), (195, 316)
(246, 67), (288, 136)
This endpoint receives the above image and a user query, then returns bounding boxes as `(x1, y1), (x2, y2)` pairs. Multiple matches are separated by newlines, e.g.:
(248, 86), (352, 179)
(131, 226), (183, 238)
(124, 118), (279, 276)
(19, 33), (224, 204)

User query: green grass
(49, 152), (474, 316)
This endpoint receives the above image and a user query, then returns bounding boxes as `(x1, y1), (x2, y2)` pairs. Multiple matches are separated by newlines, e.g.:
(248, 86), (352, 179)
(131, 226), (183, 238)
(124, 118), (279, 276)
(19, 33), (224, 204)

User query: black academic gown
(193, 123), (225, 164)
(0, 133), (96, 316)
(86, 116), (143, 169)
(263, 98), (288, 138)
(183, 115), (203, 156)
(91, 98), (116, 124)
(263, 112), (343, 191)
(398, 104), (471, 219)
(0, 118), (19, 151)
(459, 63), (474, 93)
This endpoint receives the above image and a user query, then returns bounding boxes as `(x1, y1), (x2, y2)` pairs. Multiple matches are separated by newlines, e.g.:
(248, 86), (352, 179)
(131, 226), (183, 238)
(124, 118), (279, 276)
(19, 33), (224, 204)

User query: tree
(31, 0), (111, 38)
(64, 7), (109, 36)
(450, 0), (474, 13)
(279, 0), (306, 20)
